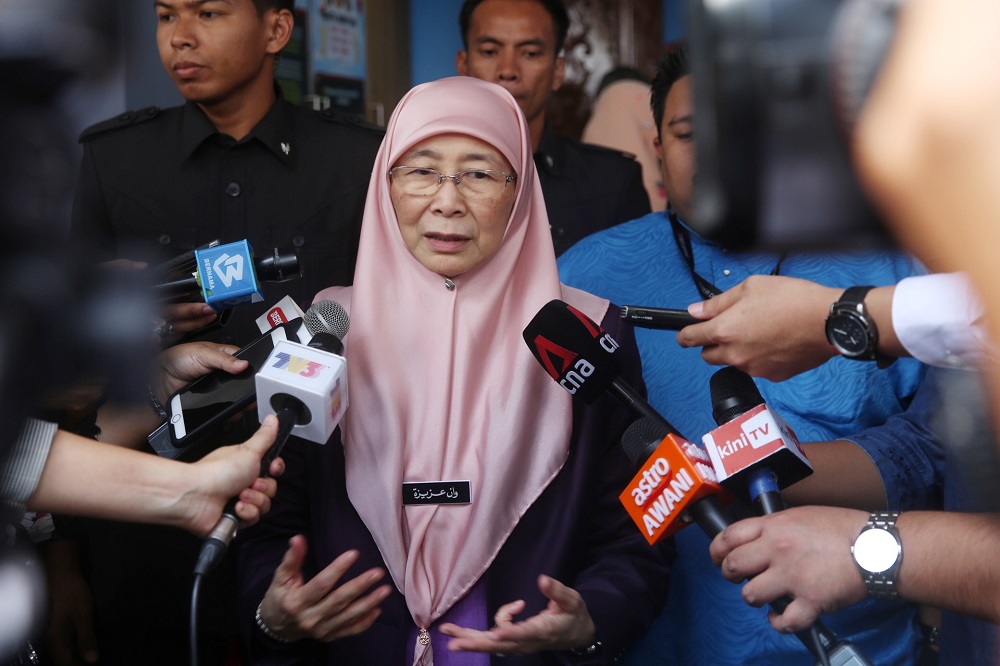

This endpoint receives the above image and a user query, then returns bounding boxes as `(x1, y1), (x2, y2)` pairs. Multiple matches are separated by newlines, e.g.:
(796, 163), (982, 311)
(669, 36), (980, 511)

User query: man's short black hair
(251, 0), (293, 15)
(651, 44), (689, 136)
(459, 0), (570, 54)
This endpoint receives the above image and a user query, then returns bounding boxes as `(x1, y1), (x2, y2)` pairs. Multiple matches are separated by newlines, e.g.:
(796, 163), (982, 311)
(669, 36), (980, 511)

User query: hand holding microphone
(523, 299), (872, 666)
(194, 300), (350, 577)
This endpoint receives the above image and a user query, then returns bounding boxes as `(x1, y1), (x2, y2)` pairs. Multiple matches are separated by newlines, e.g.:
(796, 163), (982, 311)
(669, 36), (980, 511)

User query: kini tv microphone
(194, 305), (350, 578)
(624, 417), (868, 666)
(620, 305), (699, 330)
(702, 367), (813, 515)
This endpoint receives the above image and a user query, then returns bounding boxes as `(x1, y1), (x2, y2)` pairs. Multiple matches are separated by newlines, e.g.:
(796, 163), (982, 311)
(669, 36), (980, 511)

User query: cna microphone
(193, 302), (350, 578)
(522, 299), (729, 535)
(620, 305), (699, 330)
(701, 367), (813, 515)
(522, 299), (671, 431)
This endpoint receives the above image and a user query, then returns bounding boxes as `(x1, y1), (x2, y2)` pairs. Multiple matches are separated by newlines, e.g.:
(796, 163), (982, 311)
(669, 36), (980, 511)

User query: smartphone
(147, 318), (304, 461)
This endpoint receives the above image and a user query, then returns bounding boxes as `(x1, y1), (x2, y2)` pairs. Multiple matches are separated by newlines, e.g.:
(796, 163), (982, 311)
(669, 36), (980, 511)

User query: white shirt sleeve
(892, 272), (992, 369)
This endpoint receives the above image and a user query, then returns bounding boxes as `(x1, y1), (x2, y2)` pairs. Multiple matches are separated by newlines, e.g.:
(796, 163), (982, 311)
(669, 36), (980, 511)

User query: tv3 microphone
(195, 302), (350, 577)
(702, 366), (813, 515)
(620, 305), (699, 330)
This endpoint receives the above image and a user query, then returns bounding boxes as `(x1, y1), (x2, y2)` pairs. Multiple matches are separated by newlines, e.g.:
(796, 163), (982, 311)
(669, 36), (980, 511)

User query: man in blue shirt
(558, 45), (934, 666)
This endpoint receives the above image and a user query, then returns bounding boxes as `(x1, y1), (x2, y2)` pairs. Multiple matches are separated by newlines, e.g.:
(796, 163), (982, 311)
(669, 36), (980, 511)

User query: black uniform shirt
(72, 95), (383, 343)
(534, 123), (651, 256)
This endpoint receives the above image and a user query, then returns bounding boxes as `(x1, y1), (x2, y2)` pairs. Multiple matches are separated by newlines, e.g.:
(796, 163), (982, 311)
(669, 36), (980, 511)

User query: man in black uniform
(61, 1), (382, 664)
(456, 0), (651, 256)
(72, 0), (382, 343)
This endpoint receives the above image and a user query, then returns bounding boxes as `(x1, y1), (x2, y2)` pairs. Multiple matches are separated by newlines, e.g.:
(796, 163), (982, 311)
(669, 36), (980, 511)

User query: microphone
(147, 300), (349, 461)
(620, 305), (699, 330)
(623, 418), (870, 666)
(701, 367), (813, 515)
(194, 303), (350, 577)
(522, 299), (729, 534)
(620, 416), (729, 542)
(151, 239), (302, 310)
(522, 299), (671, 430)
(523, 300), (871, 665)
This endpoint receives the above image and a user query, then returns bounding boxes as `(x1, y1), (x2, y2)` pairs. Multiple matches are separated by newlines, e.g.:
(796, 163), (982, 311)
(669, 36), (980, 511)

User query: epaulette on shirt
(79, 106), (162, 143)
(576, 140), (638, 162)
(318, 107), (384, 136)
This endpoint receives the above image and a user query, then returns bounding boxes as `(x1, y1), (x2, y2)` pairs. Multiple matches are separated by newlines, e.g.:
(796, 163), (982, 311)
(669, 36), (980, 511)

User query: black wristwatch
(851, 511), (903, 600)
(825, 286), (896, 368)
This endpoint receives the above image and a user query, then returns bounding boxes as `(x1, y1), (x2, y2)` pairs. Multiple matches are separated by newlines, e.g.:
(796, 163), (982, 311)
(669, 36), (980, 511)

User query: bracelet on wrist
(255, 601), (294, 643)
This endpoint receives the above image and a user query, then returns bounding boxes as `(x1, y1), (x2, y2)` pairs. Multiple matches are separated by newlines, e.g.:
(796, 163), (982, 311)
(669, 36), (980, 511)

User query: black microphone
(522, 299), (729, 534)
(620, 305), (699, 330)
(523, 300), (871, 666)
(193, 302), (350, 577)
(702, 367), (813, 515)
(522, 299), (671, 430)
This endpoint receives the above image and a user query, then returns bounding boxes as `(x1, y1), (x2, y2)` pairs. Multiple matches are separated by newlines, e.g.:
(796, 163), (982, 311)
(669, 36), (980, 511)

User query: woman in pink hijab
(238, 77), (671, 665)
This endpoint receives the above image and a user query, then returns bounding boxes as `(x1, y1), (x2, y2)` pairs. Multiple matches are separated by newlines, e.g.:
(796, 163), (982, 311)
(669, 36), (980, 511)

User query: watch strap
(855, 511), (902, 601)
(829, 286), (896, 367)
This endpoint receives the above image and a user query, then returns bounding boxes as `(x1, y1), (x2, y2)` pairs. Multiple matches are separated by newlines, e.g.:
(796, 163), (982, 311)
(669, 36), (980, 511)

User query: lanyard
(667, 210), (784, 300)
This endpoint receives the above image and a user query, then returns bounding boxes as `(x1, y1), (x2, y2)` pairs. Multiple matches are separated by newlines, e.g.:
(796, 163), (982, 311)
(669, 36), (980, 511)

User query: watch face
(828, 314), (870, 355)
(853, 528), (901, 573)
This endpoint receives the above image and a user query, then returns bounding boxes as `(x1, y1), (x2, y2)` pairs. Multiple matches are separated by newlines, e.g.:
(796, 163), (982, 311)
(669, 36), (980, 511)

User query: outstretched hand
(259, 537), (394, 642)
(676, 275), (841, 381)
(440, 575), (596, 656)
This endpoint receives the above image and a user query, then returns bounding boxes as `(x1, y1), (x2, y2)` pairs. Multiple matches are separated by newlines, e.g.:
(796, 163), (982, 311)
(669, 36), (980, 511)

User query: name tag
(402, 481), (471, 506)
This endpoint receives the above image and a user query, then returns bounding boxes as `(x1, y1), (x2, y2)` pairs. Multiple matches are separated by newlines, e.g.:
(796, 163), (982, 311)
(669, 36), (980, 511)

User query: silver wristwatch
(851, 511), (903, 600)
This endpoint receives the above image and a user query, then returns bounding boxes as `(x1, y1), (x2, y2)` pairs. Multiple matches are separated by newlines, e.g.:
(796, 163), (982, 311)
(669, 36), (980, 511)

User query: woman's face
(390, 133), (516, 278)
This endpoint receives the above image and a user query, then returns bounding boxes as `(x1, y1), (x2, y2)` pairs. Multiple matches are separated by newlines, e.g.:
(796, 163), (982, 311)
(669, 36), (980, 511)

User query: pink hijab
(315, 76), (608, 665)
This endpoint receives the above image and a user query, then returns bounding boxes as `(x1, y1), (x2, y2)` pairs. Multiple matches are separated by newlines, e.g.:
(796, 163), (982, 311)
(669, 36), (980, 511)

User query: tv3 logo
(270, 352), (328, 378)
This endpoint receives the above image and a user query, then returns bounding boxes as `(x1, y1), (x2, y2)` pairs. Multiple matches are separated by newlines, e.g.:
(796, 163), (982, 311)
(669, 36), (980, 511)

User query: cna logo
(212, 252), (245, 288)
(269, 352), (328, 378)
(531, 335), (577, 381)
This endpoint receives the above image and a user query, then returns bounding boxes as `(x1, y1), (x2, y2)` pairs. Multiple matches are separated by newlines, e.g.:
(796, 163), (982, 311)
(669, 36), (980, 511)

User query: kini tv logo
(269, 352), (328, 379)
(531, 304), (620, 395)
(715, 410), (773, 460)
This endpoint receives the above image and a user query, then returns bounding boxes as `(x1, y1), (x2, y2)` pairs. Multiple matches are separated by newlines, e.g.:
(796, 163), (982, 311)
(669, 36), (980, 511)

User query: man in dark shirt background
(60, 1), (382, 664)
(456, 0), (651, 256)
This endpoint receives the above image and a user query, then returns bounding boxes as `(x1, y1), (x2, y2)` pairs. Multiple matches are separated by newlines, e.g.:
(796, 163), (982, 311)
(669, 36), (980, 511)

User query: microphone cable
(188, 406), (298, 666)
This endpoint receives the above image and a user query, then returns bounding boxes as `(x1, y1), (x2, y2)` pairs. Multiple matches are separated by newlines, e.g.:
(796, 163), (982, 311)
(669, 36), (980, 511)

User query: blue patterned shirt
(558, 212), (930, 666)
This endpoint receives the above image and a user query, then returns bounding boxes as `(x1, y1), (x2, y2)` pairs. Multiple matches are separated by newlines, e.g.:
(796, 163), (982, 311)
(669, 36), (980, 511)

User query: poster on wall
(276, 1), (310, 105)
(310, 0), (367, 115)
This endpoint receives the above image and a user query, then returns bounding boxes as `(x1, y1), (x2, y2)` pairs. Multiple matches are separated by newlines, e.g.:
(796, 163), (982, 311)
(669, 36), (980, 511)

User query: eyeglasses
(388, 166), (517, 198)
